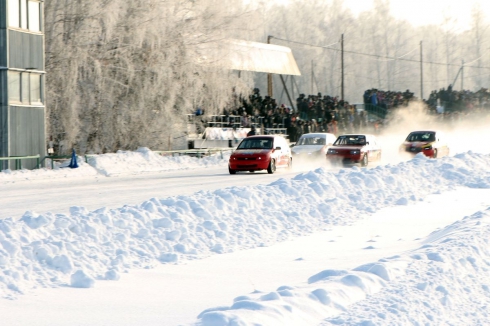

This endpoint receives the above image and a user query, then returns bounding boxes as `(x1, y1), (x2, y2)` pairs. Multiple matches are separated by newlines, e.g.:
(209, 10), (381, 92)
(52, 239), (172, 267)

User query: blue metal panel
(9, 105), (45, 169)
(0, 30), (6, 67)
(8, 30), (44, 70)
(0, 71), (8, 161)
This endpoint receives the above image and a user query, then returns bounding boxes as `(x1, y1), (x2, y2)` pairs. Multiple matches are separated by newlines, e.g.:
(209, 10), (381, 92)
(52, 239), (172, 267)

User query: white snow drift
(1, 149), (490, 325)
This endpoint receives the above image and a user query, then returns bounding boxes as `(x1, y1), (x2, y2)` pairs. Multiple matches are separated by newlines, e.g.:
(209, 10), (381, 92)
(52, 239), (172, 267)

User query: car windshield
(334, 135), (366, 146)
(237, 138), (273, 150)
(297, 136), (325, 146)
(406, 132), (435, 142)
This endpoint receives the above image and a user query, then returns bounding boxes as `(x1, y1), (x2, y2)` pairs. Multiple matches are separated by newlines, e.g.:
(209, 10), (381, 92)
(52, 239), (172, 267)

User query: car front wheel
(229, 166), (236, 174)
(267, 159), (276, 174)
(433, 149), (438, 159)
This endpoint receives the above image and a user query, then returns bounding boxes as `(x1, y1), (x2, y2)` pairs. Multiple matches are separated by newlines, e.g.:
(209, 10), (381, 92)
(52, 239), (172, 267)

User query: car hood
(232, 149), (271, 156)
(331, 145), (364, 151)
(292, 145), (323, 153)
(403, 141), (431, 148)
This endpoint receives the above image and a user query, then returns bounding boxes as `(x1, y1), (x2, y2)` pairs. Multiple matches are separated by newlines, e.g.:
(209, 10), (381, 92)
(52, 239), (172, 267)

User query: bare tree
(45, 0), (258, 153)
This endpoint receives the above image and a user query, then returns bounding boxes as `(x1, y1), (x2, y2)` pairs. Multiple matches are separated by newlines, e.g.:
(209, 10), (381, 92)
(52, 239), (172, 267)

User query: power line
(270, 36), (490, 70)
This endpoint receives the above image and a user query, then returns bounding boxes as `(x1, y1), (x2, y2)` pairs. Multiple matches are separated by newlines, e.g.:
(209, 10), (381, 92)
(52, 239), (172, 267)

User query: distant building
(0, 0), (45, 169)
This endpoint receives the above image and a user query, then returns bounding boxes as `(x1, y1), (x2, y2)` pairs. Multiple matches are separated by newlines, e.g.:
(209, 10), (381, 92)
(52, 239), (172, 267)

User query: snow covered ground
(2, 117), (490, 325)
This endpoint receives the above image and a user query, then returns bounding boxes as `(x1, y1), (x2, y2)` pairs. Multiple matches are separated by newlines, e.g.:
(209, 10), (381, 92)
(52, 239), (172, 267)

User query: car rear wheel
(433, 149), (438, 159)
(361, 154), (368, 167)
(229, 166), (236, 174)
(287, 158), (292, 170)
(267, 159), (276, 174)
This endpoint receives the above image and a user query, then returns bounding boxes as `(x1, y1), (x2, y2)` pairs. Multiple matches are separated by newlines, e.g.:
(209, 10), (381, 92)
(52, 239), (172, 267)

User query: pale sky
(343, 0), (489, 31)
(267, 0), (490, 32)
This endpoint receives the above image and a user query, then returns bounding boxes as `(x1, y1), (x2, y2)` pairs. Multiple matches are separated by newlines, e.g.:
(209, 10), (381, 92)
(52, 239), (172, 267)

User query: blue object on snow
(69, 149), (79, 168)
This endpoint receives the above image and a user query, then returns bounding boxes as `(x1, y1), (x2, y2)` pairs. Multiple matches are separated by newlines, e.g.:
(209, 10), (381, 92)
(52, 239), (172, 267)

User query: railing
(154, 148), (231, 159)
(1, 149), (230, 172)
(202, 115), (264, 129)
(0, 155), (41, 170)
(364, 104), (388, 120)
(264, 128), (288, 135)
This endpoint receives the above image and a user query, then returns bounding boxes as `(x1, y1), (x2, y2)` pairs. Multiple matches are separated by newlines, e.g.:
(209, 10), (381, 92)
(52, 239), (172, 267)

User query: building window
(8, 71), (43, 105)
(30, 74), (42, 103)
(8, 0), (20, 28)
(8, 0), (41, 32)
(20, 0), (27, 29)
(28, 1), (40, 32)
(22, 73), (29, 103)
(8, 71), (21, 102)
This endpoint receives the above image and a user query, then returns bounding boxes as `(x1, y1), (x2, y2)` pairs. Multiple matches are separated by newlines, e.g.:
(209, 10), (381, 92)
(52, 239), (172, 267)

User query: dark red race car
(228, 135), (292, 174)
(400, 130), (450, 158)
(326, 134), (382, 167)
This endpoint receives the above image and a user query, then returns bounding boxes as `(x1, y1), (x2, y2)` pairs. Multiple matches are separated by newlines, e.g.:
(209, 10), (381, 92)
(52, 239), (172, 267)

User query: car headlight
(350, 150), (360, 155)
(423, 146), (432, 150)
(258, 157), (262, 160)
(327, 149), (337, 154)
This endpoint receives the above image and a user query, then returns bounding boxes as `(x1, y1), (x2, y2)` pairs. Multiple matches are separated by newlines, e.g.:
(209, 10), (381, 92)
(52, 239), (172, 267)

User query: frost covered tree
(45, 0), (258, 153)
(44, 0), (490, 153)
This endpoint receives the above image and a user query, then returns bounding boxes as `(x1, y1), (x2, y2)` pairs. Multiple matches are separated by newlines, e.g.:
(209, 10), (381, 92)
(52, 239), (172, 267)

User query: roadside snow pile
(0, 152), (490, 298)
(196, 208), (490, 326)
(0, 158), (97, 182)
(0, 147), (231, 181)
(89, 147), (231, 176)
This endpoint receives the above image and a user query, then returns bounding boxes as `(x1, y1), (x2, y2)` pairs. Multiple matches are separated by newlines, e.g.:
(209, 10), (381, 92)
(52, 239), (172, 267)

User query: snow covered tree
(45, 0), (257, 153)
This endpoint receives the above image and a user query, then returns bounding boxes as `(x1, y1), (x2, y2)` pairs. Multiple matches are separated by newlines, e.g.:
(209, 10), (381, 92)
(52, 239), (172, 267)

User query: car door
(279, 137), (289, 166)
(273, 137), (284, 166)
(367, 136), (380, 160)
(436, 132), (449, 156)
(282, 138), (291, 166)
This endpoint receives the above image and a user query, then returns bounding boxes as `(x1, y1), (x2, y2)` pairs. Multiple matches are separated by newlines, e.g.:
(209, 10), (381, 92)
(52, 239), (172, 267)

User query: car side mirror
(275, 146), (282, 150)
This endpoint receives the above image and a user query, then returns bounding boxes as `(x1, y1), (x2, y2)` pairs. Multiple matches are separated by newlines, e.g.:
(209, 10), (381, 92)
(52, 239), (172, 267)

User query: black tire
(433, 149), (438, 159)
(361, 154), (368, 167)
(229, 166), (236, 174)
(267, 159), (276, 174)
(287, 158), (292, 170)
(249, 170), (255, 173)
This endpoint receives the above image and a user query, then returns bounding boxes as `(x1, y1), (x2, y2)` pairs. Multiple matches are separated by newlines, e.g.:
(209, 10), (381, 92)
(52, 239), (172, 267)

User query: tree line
(44, 0), (489, 153)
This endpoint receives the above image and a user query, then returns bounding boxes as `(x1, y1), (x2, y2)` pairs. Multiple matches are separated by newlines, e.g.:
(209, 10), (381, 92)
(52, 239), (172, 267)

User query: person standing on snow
(247, 125), (257, 137)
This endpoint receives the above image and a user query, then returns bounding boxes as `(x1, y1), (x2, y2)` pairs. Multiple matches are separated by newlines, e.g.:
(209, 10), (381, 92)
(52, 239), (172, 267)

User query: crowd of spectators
(196, 84), (490, 143)
(213, 88), (374, 142)
(363, 88), (415, 109)
(426, 85), (490, 114)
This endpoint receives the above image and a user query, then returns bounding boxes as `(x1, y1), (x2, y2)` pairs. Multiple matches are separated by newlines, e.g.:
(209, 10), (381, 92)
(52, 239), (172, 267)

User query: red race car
(400, 130), (450, 158)
(228, 135), (292, 174)
(326, 134), (382, 167)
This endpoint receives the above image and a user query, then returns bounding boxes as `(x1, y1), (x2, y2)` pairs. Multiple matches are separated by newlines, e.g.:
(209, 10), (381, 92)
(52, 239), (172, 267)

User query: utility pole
(341, 34), (344, 101)
(461, 60), (464, 90)
(420, 41), (423, 100)
(267, 35), (273, 98)
(311, 60), (314, 94)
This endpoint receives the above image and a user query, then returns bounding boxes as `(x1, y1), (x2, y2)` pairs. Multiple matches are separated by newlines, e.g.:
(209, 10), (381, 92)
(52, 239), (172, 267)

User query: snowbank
(1, 152), (490, 301)
(0, 147), (231, 181)
(197, 208), (490, 326)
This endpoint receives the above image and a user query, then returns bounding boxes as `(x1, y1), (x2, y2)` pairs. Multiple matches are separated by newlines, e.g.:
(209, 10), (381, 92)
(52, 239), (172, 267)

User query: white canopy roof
(197, 39), (301, 76)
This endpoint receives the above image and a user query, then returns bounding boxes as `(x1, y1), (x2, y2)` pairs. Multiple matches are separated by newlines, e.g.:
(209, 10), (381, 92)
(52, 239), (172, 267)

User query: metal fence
(0, 155), (41, 170)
